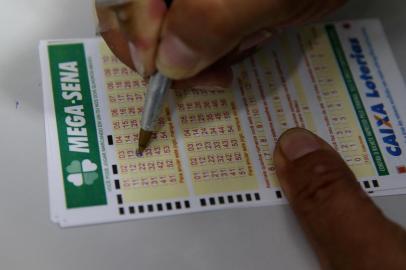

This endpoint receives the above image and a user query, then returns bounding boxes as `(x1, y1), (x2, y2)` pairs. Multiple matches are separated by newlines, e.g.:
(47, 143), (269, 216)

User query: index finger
(96, 0), (168, 76)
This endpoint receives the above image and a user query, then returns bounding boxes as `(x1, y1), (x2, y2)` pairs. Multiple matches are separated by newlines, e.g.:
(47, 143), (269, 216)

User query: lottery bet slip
(40, 19), (406, 227)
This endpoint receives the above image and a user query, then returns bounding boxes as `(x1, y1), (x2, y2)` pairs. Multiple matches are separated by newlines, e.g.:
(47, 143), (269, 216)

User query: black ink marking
(209, 197), (216, 205)
(107, 135), (114, 145)
(114, 179), (121, 190)
(129, 206), (135, 214)
(112, 165), (118, 174)
(175, 201), (181, 209)
(136, 150), (143, 157)
(157, 204), (163, 211)
(116, 194), (123, 205)
(147, 204), (154, 212)
(372, 179), (379, 188)
(236, 194), (243, 202)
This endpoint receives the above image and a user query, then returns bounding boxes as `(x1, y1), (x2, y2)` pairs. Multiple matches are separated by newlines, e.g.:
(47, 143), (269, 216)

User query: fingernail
(279, 128), (321, 161)
(128, 42), (145, 76)
(157, 34), (200, 79)
(97, 22), (112, 35)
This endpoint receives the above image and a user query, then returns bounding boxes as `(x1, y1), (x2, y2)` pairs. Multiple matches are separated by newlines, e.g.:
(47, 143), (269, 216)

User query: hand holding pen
(96, 0), (347, 83)
(95, 0), (345, 151)
(96, 0), (172, 153)
(96, 2), (406, 268)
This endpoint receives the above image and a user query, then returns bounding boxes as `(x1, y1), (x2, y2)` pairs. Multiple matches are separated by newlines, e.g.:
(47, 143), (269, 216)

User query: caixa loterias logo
(349, 37), (402, 157)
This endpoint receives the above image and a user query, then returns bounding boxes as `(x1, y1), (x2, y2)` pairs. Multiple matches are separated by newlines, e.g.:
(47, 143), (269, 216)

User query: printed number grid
(299, 27), (375, 178)
(100, 23), (378, 206)
(100, 44), (189, 203)
(174, 88), (259, 195)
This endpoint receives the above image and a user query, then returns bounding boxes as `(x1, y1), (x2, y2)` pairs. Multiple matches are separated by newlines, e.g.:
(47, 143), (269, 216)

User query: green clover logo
(66, 159), (99, 187)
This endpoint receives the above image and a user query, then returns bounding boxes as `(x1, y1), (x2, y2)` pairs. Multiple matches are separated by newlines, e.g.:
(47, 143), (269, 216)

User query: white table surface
(0, 1), (405, 269)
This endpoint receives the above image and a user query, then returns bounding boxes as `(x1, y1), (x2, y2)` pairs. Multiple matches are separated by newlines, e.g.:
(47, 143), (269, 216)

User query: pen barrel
(141, 73), (171, 131)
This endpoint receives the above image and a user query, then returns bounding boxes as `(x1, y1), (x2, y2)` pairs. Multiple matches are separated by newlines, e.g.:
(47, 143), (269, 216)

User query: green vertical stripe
(48, 44), (107, 208)
(325, 25), (389, 176)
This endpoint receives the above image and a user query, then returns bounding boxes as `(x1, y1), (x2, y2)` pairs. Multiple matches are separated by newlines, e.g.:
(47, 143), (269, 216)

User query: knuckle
(170, 0), (238, 44)
(296, 168), (347, 205)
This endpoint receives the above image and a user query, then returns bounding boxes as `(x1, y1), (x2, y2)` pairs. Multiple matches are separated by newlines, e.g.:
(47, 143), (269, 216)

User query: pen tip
(137, 128), (152, 154)
(136, 147), (145, 156)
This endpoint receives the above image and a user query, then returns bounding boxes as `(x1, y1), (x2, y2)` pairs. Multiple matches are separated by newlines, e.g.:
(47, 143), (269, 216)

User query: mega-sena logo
(49, 43), (107, 207)
(349, 37), (402, 156)
(66, 159), (99, 187)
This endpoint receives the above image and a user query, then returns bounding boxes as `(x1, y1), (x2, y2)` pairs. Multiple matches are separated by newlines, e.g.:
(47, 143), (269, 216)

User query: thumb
(274, 128), (406, 269)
